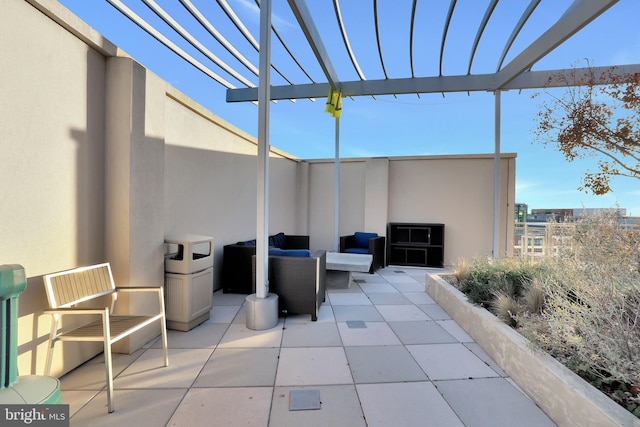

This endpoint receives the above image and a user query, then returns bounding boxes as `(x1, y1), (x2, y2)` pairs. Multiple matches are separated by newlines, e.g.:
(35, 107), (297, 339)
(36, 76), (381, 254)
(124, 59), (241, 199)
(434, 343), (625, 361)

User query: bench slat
(46, 264), (115, 308)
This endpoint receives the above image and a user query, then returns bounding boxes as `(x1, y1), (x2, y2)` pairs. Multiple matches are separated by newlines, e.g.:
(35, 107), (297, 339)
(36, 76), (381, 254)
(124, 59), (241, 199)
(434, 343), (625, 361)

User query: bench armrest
(44, 308), (108, 316)
(115, 287), (162, 293)
(339, 235), (356, 251)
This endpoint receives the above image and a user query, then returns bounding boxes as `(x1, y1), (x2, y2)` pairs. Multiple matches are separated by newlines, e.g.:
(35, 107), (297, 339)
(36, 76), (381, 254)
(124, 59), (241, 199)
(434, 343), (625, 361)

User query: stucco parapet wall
(27, 0), (299, 162)
(425, 273), (640, 427)
(305, 152), (517, 164)
(26, 0), (122, 57)
(165, 89), (298, 161)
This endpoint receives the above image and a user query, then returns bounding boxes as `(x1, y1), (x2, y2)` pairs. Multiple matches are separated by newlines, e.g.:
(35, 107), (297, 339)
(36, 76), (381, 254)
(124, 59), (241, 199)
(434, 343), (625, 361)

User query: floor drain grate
(289, 389), (321, 411)
(346, 320), (367, 329)
(394, 270), (405, 274)
(354, 279), (366, 283)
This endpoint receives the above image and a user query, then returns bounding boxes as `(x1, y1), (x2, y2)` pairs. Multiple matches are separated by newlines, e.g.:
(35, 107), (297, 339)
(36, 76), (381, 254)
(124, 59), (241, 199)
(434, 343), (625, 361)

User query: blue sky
(59, 0), (640, 215)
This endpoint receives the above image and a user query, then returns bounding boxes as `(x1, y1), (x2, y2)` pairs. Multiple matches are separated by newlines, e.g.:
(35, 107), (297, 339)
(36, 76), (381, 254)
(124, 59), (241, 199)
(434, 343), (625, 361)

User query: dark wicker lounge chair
(340, 232), (386, 273)
(252, 250), (326, 321)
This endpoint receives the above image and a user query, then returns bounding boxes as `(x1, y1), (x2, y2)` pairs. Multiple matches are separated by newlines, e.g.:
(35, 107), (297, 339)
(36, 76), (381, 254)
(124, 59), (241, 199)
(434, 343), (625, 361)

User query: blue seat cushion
(344, 247), (369, 254)
(268, 248), (311, 257)
(354, 232), (378, 248)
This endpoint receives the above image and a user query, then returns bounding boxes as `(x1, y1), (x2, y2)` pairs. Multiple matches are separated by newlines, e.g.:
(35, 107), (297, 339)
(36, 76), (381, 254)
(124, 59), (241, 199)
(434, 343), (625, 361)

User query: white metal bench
(43, 262), (169, 413)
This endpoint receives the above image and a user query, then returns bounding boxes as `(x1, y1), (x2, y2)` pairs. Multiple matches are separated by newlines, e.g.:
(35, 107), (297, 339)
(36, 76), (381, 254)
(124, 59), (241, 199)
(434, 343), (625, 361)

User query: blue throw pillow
(268, 248), (311, 257)
(354, 232), (378, 248)
(237, 239), (257, 246)
(271, 232), (287, 249)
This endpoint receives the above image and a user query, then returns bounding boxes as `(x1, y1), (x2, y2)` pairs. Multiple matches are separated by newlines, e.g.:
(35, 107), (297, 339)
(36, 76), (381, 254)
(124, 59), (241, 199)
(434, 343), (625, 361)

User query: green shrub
(491, 291), (520, 326)
(453, 258), (470, 284)
(523, 279), (546, 313)
(456, 256), (546, 306)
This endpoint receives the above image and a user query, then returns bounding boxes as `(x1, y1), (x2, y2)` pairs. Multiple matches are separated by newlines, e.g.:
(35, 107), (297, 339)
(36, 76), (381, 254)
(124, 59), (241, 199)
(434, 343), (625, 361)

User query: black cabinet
(387, 223), (444, 268)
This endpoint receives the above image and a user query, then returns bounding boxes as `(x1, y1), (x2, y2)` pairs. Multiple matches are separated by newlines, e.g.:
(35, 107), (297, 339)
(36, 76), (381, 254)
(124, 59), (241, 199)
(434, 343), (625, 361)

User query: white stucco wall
(387, 155), (516, 262)
(2, 0), (113, 377)
(307, 155), (516, 265)
(2, 0), (109, 277)
(163, 92), (301, 291)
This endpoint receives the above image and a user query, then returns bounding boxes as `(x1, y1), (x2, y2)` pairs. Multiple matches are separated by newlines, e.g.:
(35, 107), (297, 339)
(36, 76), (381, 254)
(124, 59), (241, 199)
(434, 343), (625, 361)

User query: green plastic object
(0, 376), (62, 404)
(0, 265), (61, 404)
(0, 264), (26, 389)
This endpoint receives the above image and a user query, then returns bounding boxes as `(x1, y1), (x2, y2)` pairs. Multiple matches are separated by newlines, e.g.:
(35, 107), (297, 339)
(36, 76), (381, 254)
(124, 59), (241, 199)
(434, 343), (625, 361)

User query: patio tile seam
(111, 386), (194, 391)
(274, 381), (356, 387)
(189, 384), (277, 389)
(186, 345), (223, 390)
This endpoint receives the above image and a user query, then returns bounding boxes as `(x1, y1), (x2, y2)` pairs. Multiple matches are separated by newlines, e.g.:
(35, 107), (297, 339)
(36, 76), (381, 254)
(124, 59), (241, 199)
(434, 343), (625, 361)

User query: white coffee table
(325, 252), (373, 289)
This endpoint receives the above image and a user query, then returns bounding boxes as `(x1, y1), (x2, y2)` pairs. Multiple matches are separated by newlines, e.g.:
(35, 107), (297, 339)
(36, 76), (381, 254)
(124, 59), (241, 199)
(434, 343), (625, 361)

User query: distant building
(514, 205), (639, 256)
(528, 207), (627, 222)
(515, 203), (528, 223)
(619, 216), (640, 226)
(529, 208), (575, 223)
(521, 207), (630, 223)
(572, 207), (626, 217)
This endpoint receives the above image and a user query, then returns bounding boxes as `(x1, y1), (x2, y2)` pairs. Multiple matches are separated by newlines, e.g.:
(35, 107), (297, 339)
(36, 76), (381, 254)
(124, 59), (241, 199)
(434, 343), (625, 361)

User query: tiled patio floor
(61, 267), (556, 427)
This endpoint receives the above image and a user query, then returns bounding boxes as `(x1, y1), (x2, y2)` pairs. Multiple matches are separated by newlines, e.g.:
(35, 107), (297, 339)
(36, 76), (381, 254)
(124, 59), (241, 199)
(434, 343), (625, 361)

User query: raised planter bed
(425, 273), (640, 427)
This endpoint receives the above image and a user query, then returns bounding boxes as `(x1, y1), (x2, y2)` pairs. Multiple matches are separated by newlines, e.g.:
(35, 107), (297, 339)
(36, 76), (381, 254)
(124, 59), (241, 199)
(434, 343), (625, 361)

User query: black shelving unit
(387, 223), (444, 267)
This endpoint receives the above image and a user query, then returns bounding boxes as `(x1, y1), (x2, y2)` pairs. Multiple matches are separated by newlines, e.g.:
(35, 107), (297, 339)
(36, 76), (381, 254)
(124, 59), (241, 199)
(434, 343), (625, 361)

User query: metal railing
(513, 222), (576, 259)
(514, 220), (640, 259)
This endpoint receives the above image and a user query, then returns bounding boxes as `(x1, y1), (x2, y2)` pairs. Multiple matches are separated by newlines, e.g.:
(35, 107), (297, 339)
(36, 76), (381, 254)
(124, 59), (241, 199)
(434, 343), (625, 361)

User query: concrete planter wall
(426, 273), (640, 427)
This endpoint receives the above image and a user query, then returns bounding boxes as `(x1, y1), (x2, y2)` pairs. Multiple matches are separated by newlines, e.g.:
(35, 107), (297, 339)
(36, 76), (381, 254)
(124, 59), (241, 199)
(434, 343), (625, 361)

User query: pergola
(103, 0), (640, 329)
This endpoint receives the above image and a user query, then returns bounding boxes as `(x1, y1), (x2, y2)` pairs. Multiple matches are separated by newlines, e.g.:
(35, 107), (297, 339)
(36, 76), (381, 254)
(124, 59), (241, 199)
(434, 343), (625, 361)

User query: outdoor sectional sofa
(222, 232), (310, 293)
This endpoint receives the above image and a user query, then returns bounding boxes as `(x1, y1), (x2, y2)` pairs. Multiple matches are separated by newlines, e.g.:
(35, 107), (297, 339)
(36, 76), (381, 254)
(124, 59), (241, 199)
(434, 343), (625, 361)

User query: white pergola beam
(227, 63), (640, 102)
(494, 0), (619, 89)
(287, 0), (340, 88)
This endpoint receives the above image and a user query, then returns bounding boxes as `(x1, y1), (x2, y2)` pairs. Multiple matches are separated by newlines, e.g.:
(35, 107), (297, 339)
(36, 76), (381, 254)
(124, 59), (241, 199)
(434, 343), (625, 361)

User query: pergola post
(246, 0), (278, 330)
(334, 116), (340, 252)
(493, 90), (501, 258)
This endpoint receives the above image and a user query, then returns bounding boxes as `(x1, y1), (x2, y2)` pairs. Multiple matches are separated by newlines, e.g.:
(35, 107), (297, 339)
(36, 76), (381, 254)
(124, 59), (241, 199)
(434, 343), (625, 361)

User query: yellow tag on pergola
(324, 87), (342, 118)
